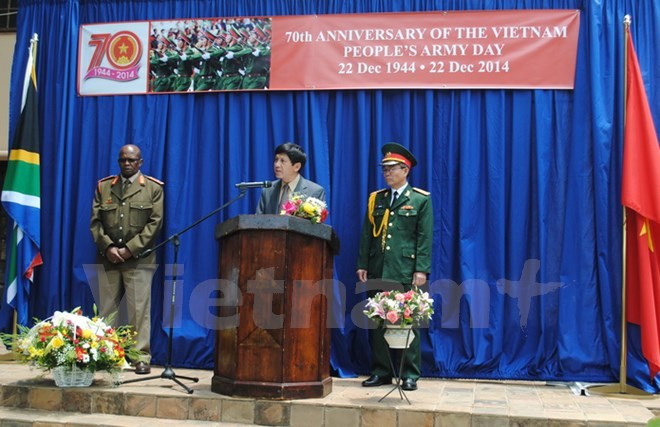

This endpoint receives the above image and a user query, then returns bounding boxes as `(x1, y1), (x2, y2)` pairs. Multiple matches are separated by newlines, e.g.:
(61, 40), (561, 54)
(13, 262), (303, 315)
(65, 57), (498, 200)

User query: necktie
(122, 179), (130, 197)
(391, 191), (398, 207)
(280, 183), (290, 205)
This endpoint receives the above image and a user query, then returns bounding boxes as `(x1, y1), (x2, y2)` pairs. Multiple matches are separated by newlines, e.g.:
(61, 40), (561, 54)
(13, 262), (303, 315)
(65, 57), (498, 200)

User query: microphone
(235, 181), (272, 189)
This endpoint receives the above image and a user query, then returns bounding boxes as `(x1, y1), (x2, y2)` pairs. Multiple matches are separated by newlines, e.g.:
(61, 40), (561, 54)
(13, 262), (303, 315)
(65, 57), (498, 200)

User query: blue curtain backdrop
(3, 0), (660, 391)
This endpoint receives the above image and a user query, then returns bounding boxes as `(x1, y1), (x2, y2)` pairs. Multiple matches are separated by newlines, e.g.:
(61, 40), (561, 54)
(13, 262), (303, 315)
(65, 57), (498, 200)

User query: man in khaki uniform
(357, 142), (433, 391)
(90, 144), (164, 375)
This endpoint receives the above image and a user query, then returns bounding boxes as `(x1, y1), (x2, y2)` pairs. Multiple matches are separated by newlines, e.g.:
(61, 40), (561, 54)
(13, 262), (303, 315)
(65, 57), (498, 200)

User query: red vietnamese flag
(621, 27), (660, 378)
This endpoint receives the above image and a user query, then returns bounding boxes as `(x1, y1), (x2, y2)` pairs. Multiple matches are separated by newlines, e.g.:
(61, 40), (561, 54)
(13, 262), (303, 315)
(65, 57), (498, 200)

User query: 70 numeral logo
(87, 31), (142, 72)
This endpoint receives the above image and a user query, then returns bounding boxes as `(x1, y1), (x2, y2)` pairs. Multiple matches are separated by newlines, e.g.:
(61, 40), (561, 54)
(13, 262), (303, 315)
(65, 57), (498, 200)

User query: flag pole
(588, 15), (651, 398)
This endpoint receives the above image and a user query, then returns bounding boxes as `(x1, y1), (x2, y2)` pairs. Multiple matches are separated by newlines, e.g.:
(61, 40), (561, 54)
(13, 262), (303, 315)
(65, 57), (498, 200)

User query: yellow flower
(49, 333), (65, 349)
(28, 347), (45, 358)
(80, 329), (94, 340)
(302, 202), (316, 215)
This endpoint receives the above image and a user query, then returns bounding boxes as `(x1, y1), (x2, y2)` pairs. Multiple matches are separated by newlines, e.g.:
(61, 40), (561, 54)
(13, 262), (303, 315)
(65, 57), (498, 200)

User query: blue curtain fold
(4, 0), (660, 391)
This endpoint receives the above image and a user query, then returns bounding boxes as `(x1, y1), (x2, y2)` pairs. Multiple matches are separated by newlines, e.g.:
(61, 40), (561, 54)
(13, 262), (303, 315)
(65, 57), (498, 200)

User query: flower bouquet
(2, 307), (141, 386)
(280, 193), (329, 224)
(364, 288), (434, 348)
(364, 288), (434, 328)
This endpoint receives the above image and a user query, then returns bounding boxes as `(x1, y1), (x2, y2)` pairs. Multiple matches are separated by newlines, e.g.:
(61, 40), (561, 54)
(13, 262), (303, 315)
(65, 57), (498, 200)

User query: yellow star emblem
(640, 218), (655, 252)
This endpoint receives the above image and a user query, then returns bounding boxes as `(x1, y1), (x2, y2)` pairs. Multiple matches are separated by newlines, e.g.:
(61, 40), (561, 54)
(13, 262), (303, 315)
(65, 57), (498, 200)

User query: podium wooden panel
(212, 214), (338, 399)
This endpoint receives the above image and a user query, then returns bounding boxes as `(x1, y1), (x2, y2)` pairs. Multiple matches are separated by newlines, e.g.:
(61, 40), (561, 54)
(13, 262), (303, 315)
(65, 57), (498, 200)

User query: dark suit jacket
(256, 175), (326, 214)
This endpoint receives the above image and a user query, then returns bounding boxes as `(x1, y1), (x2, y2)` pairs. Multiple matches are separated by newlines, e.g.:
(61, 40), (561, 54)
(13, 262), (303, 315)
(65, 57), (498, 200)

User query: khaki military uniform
(90, 172), (164, 362)
(357, 185), (433, 379)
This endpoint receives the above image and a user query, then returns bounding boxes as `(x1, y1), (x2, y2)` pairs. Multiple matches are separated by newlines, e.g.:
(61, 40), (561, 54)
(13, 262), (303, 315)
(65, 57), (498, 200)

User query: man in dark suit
(256, 142), (325, 214)
(356, 142), (433, 391)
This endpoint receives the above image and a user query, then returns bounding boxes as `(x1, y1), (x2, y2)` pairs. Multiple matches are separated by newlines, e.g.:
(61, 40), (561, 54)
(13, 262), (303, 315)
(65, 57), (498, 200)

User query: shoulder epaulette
(370, 188), (388, 196)
(145, 175), (165, 186)
(97, 175), (119, 193)
(413, 187), (430, 196)
(98, 175), (116, 183)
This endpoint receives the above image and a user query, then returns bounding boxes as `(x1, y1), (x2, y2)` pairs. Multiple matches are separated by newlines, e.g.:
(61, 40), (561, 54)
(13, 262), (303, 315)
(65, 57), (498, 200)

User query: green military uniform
(240, 43), (270, 89)
(215, 44), (251, 90)
(357, 185), (433, 379)
(90, 172), (164, 362)
(149, 50), (176, 92)
(193, 44), (224, 91)
(357, 143), (433, 384)
(172, 47), (201, 92)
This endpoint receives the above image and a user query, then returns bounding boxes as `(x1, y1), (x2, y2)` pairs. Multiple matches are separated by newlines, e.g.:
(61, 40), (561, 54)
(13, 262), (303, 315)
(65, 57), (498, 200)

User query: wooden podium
(212, 214), (339, 399)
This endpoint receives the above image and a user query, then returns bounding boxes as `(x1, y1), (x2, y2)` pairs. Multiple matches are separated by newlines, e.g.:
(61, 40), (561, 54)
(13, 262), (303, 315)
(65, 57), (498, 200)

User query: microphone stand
(122, 190), (249, 394)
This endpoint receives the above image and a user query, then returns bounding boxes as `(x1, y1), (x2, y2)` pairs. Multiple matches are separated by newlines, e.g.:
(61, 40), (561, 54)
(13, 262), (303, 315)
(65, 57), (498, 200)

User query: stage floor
(0, 359), (659, 426)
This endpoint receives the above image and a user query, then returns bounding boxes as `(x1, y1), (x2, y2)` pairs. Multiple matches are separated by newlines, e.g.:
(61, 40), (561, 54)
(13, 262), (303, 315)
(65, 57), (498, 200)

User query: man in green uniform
(192, 34), (221, 91)
(149, 40), (176, 92)
(214, 31), (251, 90)
(356, 143), (433, 391)
(240, 32), (271, 90)
(90, 144), (164, 375)
(171, 35), (201, 92)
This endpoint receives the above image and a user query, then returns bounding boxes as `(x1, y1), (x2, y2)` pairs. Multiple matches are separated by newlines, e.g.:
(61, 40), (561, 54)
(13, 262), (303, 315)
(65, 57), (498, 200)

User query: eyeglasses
(381, 165), (406, 173)
(274, 158), (291, 165)
(118, 158), (141, 164)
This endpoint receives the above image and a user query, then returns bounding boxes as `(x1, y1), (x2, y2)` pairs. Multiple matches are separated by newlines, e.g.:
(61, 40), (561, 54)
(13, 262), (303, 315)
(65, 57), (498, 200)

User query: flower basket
(364, 288), (434, 328)
(1, 307), (142, 387)
(52, 365), (95, 388)
(383, 324), (415, 349)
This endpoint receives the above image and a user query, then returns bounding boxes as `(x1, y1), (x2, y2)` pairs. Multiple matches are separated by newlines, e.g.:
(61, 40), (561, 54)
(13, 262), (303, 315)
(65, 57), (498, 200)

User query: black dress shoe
(401, 378), (417, 391)
(134, 361), (151, 375)
(362, 374), (392, 387)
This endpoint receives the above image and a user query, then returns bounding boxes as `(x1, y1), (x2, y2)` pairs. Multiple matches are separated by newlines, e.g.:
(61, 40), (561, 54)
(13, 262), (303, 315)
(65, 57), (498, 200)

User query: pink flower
(281, 200), (296, 212)
(280, 194), (329, 223)
(386, 310), (399, 324)
(404, 307), (412, 318)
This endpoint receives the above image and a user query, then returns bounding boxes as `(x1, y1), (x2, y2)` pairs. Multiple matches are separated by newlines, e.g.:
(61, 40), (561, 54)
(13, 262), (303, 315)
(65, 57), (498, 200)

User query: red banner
(272, 10), (580, 90)
(78, 10), (580, 95)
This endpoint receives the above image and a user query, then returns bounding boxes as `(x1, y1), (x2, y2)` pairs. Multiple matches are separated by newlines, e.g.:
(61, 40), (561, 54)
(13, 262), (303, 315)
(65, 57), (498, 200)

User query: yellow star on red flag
(640, 219), (655, 252)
